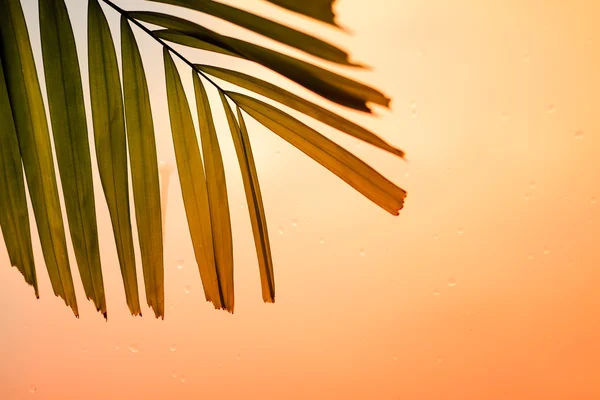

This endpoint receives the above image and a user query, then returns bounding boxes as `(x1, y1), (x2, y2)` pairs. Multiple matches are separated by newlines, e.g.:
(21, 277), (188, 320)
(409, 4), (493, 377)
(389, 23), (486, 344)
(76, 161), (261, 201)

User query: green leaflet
(229, 92), (407, 216)
(220, 95), (275, 303)
(152, 26), (385, 112)
(88, 0), (141, 316)
(265, 0), (337, 26)
(150, 30), (241, 59)
(0, 56), (38, 297)
(0, 0), (78, 316)
(193, 75), (235, 312)
(39, 0), (106, 317)
(163, 49), (224, 310)
(145, 0), (353, 65)
(121, 17), (164, 318)
(198, 65), (405, 158)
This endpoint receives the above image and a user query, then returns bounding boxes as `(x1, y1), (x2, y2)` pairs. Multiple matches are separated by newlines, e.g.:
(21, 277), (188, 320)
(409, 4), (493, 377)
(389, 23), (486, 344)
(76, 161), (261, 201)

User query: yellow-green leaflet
(88, 0), (141, 316)
(150, 23), (386, 112)
(121, 16), (164, 318)
(145, 0), (354, 65)
(193, 75), (235, 312)
(230, 92), (407, 216)
(265, 0), (338, 26)
(39, 0), (107, 317)
(199, 65), (404, 158)
(0, 56), (38, 297)
(0, 0), (78, 316)
(220, 95), (275, 302)
(163, 49), (224, 310)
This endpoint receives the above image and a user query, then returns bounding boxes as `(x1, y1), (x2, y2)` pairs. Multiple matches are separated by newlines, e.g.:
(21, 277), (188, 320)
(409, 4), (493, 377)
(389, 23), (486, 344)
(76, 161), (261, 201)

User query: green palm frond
(0, 0), (407, 318)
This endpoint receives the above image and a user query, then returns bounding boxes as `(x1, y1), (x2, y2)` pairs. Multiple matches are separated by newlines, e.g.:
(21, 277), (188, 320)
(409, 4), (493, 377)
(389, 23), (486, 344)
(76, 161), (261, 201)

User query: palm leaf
(88, 0), (142, 316)
(39, 0), (107, 317)
(3, 0), (407, 316)
(0, 0), (78, 316)
(0, 56), (38, 297)
(220, 96), (275, 302)
(163, 49), (224, 310)
(193, 74), (235, 312)
(121, 16), (165, 319)
(147, 0), (353, 65)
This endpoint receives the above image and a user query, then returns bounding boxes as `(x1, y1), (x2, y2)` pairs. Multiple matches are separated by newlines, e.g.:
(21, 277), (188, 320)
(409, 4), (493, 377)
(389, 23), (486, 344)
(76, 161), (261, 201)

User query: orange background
(1, 0), (599, 399)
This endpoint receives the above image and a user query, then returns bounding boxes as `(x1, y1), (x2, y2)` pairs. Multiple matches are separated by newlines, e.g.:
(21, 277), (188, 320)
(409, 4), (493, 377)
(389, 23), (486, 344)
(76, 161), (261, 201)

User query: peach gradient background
(1, 0), (599, 399)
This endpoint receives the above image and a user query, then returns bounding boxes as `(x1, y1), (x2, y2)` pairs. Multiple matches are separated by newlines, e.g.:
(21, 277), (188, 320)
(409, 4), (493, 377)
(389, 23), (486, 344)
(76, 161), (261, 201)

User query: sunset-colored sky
(1, 0), (599, 399)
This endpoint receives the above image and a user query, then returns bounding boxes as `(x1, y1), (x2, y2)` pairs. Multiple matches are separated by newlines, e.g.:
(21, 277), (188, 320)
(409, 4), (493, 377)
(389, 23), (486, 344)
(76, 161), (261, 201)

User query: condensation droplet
(176, 259), (184, 270)
(523, 54), (531, 63)
(543, 248), (550, 255)
(171, 371), (178, 379)
(433, 233), (439, 240)
(184, 285), (191, 294)
(179, 376), (186, 383)
(392, 354), (398, 361)
(529, 180), (536, 189)
(404, 171), (410, 178)
(81, 348), (88, 353)
(291, 219), (298, 227)
(359, 248), (366, 257)
(574, 130), (584, 139)
(355, 143), (361, 149)
(546, 105), (555, 114)
(236, 353), (241, 361)
(457, 228), (464, 235)
(527, 255), (534, 260)
(319, 238), (325, 245)
(277, 226), (284, 235)
(128, 345), (139, 354)
(169, 303), (174, 311)
(437, 357), (443, 363)
(275, 151), (281, 158)
(524, 194), (530, 201)
(448, 278), (457, 287)
(433, 289), (440, 296)
(29, 385), (36, 394)
(115, 345), (120, 351)
(169, 346), (177, 352)
(591, 197), (597, 205)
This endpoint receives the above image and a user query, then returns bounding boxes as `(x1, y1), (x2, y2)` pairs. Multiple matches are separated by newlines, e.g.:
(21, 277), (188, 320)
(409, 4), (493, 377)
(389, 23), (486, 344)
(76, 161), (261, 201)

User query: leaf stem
(100, 0), (233, 101)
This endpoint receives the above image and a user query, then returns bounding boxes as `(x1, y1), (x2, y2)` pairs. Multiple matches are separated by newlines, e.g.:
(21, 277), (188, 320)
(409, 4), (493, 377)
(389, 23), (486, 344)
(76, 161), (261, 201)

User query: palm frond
(1, 0), (407, 317)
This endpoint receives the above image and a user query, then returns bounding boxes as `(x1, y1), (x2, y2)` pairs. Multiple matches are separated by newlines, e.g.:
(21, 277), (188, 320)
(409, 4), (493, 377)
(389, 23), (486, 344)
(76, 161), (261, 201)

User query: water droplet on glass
(81, 348), (88, 353)
(404, 171), (410, 178)
(128, 345), (139, 354)
(291, 218), (298, 228)
(437, 357), (443, 363)
(355, 143), (361, 149)
(184, 285), (191, 294)
(448, 278), (457, 287)
(457, 228), (464, 235)
(574, 130), (584, 139)
(524, 194), (530, 201)
(115, 345), (120, 351)
(29, 385), (36, 394)
(275, 151), (281, 158)
(433, 233), (439, 240)
(591, 197), (597, 205)
(529, 180), (536, 189)
(176, 259), (184, 270)
(433, 289), (440, 296)
(319, 238), (325, 245)
(277, 226), (284, 235)
(171, 371), (178, 379)
(392, 354), (398, 361)
(236, 353), (241, 361)
(169, 303), (175, 311)
(527, 255), (534, 260)
(169, 346), (177, 352)
(359, 248), (366, 257)
(543, 248), (550, 255)
(180, 376), (186, 383)
(546, 105), (555, 114)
